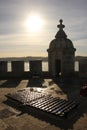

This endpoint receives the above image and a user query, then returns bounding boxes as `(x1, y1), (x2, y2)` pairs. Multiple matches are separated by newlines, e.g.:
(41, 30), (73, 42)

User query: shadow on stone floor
(1, 77), (87, 129)
(52, 77), (82, 99)
(0, 79), (21, 88)
(3, 97), (87, 130)
(0, 108), (18, 119)
(26, 78), (45, 87)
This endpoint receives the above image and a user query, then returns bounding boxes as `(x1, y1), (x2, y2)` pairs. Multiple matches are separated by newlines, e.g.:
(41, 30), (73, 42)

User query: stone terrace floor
(0, 78), (87, 130)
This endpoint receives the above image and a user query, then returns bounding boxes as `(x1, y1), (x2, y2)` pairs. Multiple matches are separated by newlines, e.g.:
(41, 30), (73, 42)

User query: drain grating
(6, 89), (79, 119)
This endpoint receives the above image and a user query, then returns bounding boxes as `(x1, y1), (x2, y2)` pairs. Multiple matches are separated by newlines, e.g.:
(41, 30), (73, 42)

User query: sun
(25, 14), (43, 32)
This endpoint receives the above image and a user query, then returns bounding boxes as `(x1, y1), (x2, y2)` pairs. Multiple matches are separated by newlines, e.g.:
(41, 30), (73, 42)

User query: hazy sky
(0, 0), (87, 57)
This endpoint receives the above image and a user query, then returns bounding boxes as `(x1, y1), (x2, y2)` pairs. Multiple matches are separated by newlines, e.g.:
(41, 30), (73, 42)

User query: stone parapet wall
(0, 60), (51, 79)
(0, 61), (7, 73)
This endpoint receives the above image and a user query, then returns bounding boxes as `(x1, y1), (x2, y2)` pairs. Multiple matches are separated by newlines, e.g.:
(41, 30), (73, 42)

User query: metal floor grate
(6, 89), (79, 118)
(6, 89), (45, 104)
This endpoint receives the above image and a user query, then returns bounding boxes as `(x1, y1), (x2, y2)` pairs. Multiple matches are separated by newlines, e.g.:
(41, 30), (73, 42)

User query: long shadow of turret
(52, 76), (81, 99)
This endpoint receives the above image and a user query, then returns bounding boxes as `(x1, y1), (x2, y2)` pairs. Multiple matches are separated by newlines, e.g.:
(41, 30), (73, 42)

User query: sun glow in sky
(25, 14), (44, 32)
(0, 0), (87, 57)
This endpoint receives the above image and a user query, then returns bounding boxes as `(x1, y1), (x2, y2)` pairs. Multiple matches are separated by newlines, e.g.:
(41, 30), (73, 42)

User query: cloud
(0, 0), (87, 57)
(0, 43), (48, 57)
(74, 39), (87, 56)
(74, 39), (87, 47)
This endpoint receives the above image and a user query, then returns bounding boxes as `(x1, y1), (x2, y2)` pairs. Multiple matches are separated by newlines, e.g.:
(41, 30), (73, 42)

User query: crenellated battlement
(0, 60), (51, 79)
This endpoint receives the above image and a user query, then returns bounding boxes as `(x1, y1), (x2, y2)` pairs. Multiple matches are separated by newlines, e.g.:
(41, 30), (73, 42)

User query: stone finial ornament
(57, 19), (65, 30)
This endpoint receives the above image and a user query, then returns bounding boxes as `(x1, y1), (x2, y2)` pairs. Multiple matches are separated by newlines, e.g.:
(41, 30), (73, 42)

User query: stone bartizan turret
(47, 19), (76, 76)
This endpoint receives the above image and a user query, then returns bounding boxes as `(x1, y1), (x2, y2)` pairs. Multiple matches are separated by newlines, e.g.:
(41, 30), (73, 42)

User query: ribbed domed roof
(50, 38), (74, 49)
(49, 19), (74, 50)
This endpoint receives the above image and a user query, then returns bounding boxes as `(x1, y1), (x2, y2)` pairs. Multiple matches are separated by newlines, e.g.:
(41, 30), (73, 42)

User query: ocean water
(7, 61), (79, 72)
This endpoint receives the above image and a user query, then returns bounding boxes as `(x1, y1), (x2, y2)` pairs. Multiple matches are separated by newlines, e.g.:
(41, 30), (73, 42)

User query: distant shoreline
(0, 56), (48, 62)
(0, 56), (87, 62)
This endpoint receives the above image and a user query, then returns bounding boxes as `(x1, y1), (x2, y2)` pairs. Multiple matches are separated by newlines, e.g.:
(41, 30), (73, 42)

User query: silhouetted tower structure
(47, 19), (76, 76)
